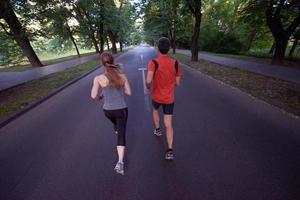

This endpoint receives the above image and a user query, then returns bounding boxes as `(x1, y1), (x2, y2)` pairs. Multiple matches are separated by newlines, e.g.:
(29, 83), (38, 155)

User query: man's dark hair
(157, 37), (170, 54)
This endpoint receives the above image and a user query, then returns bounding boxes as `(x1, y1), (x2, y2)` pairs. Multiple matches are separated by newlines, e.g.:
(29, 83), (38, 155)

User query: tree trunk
(171, 38), (176, 54)
(272, 39), (288, 64)
(120, 41), (123, 52)
(99, 22), (104, 52)
(289, 38), (299, 57)
(0, 0), (43, 67)
(191, 14), (202, 61)
(66, 24), (80, 58)
(169, 30), (176, 54)
(109, 32), (117, 54)
(111, 39), (117, 54)
(100, 35), (104, 53)
(269, 42), (275, 55)
(171, 1), (177, 54)
(91, 33), (100, 53)
(106, 37), (110, 51)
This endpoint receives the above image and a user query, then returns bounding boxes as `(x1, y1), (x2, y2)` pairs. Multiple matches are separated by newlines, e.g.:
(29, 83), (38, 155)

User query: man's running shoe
(153, 128), (162, 136)
(114, 161), (124, 175)
(165, 150), (174, 160)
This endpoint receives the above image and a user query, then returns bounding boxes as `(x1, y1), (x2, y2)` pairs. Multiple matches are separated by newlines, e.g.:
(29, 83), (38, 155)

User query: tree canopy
(0, 0), (141, 67)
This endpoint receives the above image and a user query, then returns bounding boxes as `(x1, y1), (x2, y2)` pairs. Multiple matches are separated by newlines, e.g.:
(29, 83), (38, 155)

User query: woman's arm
(91, 77), (101, 100)
(123, 75), (132, 96)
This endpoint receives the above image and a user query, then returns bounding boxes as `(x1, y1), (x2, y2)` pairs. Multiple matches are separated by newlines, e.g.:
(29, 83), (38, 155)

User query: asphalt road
(1, 46), (300, 200)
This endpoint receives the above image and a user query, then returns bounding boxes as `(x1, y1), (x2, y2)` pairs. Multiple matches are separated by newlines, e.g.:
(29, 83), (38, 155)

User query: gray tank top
(101, 75), (127, 110)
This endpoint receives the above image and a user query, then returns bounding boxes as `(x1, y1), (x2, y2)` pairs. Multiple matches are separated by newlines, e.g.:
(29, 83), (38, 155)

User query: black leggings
(103, 108), (128, 146)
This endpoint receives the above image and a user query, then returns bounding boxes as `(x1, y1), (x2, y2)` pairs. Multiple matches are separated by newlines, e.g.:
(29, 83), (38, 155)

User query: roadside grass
(171, 53), (300, 117)
(0, 60), (99, 120)
(0, 51), (96, 72)
(0, 50), (126, 120)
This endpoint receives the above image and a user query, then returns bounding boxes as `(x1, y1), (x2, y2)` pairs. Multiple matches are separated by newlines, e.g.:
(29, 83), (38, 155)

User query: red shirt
(148, 55), (182, 104)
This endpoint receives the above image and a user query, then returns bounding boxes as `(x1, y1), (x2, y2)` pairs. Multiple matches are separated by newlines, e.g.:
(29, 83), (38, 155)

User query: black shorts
(152, 100), (174, 115)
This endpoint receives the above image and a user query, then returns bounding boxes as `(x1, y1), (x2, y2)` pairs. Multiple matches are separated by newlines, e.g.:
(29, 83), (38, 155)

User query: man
(146, 37), (182, 160)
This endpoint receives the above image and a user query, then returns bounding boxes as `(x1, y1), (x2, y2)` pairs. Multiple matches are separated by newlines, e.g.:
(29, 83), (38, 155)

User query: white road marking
(138, 68), (147, 94)
(138, 67), (151, 111)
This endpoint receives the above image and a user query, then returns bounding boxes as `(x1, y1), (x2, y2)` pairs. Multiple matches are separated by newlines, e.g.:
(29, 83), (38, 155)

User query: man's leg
(153, 108), (160, 129)
(163, 114), (173, 149)
(163, 103), (175, 160)
(152, 100), (162, 136)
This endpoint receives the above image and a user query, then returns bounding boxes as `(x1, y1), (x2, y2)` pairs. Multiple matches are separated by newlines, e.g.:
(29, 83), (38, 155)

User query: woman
(91, 52), (131, 175)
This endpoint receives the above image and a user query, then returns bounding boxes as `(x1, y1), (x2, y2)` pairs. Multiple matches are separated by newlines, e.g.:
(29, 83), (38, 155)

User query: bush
(0, 32), (24, 66)
(200, 31), (243, 54)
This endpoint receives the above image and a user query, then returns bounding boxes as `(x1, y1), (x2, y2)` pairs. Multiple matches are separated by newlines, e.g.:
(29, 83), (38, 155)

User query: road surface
(1, 46), (300, 200)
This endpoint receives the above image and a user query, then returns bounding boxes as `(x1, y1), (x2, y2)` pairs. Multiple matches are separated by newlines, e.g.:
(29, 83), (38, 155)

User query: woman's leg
(115, 108), (128, 162)
(103, 109), (117, 132)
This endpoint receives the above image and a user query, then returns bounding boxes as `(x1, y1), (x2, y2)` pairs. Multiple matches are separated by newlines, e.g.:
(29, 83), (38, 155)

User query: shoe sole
(115, 169), (124, 175)
(165, 156), (174, 160)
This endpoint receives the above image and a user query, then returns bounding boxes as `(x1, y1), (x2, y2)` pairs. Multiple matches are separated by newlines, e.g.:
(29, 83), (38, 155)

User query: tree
(35, 1), (81, 58)
(0, 0), (43, 67)
(265, 0), (300, 64)
(72, 0), (100, 53)
(143, 0), (184, 53)
(186, 0), (202, 61)
(0, 30), (24, 66)
(289, 28), (300, 57)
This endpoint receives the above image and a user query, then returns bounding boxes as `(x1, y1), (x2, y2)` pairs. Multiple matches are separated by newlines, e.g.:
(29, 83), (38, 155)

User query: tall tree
(0, 0), (43, 67)
(187, 0), (202, 61)
(72, 0), (100, 53)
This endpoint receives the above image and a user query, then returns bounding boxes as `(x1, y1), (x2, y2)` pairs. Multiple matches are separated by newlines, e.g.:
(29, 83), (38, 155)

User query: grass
(0, 50), (96, 72)
(172, 53), (300, 117)
(0, 50), (126, 120)
(0, 60), (98, 120)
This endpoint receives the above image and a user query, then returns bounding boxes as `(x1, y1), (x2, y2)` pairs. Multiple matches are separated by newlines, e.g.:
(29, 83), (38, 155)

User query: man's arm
(176, 76), (181, 86)
(146, 70), (154, 89)
(175, 62), (182, 86)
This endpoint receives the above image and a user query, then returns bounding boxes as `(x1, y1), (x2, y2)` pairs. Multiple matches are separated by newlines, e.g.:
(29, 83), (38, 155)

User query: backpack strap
(152, 59), (159, 77)
(175, 60), (178, 74)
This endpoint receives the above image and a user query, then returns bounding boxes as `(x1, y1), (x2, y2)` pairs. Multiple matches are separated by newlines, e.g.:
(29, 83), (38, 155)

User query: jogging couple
(91, 37), (182, 175)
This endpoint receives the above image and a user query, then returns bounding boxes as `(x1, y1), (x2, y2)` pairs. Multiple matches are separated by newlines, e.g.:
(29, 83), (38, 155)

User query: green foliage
(0, 0), (139, 67)
(0, 31), (24, 66)
(143, 0), (286, 56)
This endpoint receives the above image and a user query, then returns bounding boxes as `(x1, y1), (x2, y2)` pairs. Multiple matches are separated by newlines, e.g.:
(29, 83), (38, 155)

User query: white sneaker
(114, 161), (124, 175)
(153, 128), (162, 136)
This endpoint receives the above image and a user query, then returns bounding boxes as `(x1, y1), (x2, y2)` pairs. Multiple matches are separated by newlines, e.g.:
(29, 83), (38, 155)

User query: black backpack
(152, 59), (179, 77)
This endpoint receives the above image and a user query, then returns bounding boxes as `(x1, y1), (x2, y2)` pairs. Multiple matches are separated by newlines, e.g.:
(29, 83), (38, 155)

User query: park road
(0, 46), (300, 200)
